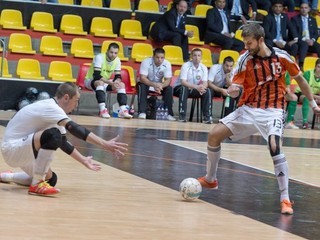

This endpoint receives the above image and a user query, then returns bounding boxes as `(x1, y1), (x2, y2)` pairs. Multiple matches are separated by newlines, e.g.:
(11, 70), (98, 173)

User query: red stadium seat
(76, 63), (91, 90)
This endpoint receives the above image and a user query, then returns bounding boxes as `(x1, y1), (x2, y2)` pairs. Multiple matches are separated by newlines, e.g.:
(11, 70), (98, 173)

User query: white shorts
(1, 133), (35, 175)
(220, 105), (285, 141)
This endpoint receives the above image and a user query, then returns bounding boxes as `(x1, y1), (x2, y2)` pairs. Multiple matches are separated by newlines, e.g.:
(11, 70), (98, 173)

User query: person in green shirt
(285, 72), (299, 129)
(286, 58), (320, 129)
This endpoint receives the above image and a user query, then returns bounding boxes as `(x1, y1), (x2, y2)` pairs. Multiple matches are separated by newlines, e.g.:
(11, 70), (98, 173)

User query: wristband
(310, 99), (317, 109)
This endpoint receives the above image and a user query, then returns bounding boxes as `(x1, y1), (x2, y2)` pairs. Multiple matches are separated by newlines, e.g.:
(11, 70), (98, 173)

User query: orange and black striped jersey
(233, 46), (300, 110)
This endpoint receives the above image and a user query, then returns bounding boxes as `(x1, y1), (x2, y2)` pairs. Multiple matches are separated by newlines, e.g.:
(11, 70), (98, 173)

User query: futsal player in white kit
(1, 83), (128, 196)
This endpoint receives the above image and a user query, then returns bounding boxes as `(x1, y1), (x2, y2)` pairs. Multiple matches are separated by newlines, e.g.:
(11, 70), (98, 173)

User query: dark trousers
(173, 85), (212, 119)
(151, 30), (189, 61)
(298, 40), (320, 66)
(265, 39), (298, 58)
(205, 32), (244, 52)
(137, 82), (174, 116)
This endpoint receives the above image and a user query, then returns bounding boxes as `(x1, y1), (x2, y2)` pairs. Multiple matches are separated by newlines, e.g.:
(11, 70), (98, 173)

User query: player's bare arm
(295, 74), (320, 114)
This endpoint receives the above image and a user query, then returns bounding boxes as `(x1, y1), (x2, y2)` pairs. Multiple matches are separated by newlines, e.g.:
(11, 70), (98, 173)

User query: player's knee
(268, 135), (280, 156)
(40, 128), (62, 150)
(47, 171), (58, 187)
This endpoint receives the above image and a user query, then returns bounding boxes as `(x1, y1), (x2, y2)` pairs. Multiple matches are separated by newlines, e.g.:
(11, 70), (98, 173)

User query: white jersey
(208, 64), (235, 87)
(2, 98), (69, 143)
(138, 57), (172, 83)
(174, 61), (208, 87)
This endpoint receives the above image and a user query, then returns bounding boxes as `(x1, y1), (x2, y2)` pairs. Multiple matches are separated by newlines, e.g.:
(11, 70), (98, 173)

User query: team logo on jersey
(196, 75), (201, 80)
(22, 136), (28, 141)
(156, 71), (164, 78)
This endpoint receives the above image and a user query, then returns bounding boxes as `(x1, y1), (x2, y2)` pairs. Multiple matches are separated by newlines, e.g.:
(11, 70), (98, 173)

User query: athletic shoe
(302, 123), (309, 129)
(285, 121), (299, 129)
(0, 170), (13, 183)
(167, 115), (176, 121)
(28, 180), (60, 196)
(178, 115), (186, 122)
(197, 176), (218, 189)
(138, 113), (146, 119)
(280, 199), (294, 215)
(99, 109), (110, 119)
(118, 109), (133, 119)
(203, 116), (213, 124)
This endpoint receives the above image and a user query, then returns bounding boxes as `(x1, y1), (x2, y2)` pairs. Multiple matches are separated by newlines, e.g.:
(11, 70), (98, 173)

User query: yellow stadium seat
(120, 19), (147, 40)
(185, 24), (204, 45)
(30, 12), (57, 33)
(148, 21), (155, 40)
(131, 42), (153, 62)
(58, 0), (74, 4)
(0, 57), (12, 78)
(303, 57), (318, 71)
(197, 47), (212, 67)
(70, 38), (95, 59)
(60, 14), (87, 35)
(122, 65), (136, 87)
(40, 36), (68, 57)
(110, 0), (132, 10)
(138, 0), (159, 12)
(166, 1), (173, 11)
(8, 33), (36, 54)
(174, 69), (180, 76)
(162, 45), (184, 66)
(48, 61), (76, 82)
(194, 4), (213, 17)
(16, 58), (45, 80)
(81, 0), (103, 7)
(235, 29), (243, 42)
(0, 9), (26, 30)
(316, 15), (320, 29)
(101, 40), (129, 61)
(90, 17), (117, 38)
(218, 50), (240, 65)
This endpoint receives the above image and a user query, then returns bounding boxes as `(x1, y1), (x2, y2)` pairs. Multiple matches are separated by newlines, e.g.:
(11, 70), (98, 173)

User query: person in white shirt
(173, 48), (212, 123)
(0, 83), (128, 196)
(208, 56), (240, 117)
(137, 48), (176, 121)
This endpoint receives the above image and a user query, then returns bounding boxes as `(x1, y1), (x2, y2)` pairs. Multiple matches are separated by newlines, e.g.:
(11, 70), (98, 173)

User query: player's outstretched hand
(83, 156), (102, 171)
(103, 135), (128, 159)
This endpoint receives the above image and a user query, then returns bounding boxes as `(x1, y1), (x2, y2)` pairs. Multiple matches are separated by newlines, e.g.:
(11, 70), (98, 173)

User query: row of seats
(4, 31), (240, 66)
(0, 57), (76, 82)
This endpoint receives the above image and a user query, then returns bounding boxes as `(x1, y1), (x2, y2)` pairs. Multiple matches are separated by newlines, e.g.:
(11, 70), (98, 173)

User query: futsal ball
(18, 98), (31, 110)
(179, 178), (202, 201)
(37, 91), (51, 101)
(25, 87), (39, 102)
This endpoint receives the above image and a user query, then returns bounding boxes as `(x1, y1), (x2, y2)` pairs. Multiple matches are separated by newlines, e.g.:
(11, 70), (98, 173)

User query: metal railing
(0, 38), (6, 77)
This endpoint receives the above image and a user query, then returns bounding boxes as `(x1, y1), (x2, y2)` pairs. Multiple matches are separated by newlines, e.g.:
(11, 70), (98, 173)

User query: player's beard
(249, 45), (261, 56)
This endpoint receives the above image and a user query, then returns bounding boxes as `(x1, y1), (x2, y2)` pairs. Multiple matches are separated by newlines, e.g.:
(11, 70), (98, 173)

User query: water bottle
(160, 107), (165, 120)
(164, 108), (169, 120)
(225, 96), (230, 108)
(156, 107), (161, 120)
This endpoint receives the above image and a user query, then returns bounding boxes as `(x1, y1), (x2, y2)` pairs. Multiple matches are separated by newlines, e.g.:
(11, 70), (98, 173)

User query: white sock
(273, 154), (290, 202)
(206, 145), (221, 182)
(1, 172), (32, 186)
(98, 103), (106, 111)
(31, 149), (54, 186)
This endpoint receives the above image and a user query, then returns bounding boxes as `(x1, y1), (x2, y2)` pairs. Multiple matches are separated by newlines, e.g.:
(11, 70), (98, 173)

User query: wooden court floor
(0, 110), (319, 240)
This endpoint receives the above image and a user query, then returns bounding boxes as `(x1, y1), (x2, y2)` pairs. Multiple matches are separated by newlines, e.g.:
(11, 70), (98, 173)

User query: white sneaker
(167, 115), (176, 121)
(118, 109), (132, 119)
(99, 109), (110, 119)
(138, 113), (146, 119)
(285, 121), (299, 129)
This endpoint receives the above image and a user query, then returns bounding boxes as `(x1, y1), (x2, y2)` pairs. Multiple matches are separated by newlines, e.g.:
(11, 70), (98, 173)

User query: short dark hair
(153, 48), (165, 55)
(191, 48), (202, 55)
(55, 82), (79, 99)
(272, 0), (284, 6)
(223, 56), (234, 64)
(315, 58), (320, 67)
(107, 42), (119, 51)
(242, 23), (265, 40)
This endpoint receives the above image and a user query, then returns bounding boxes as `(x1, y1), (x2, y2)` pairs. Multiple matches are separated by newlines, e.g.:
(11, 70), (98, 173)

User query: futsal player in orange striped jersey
(197, 23), (320, 215)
